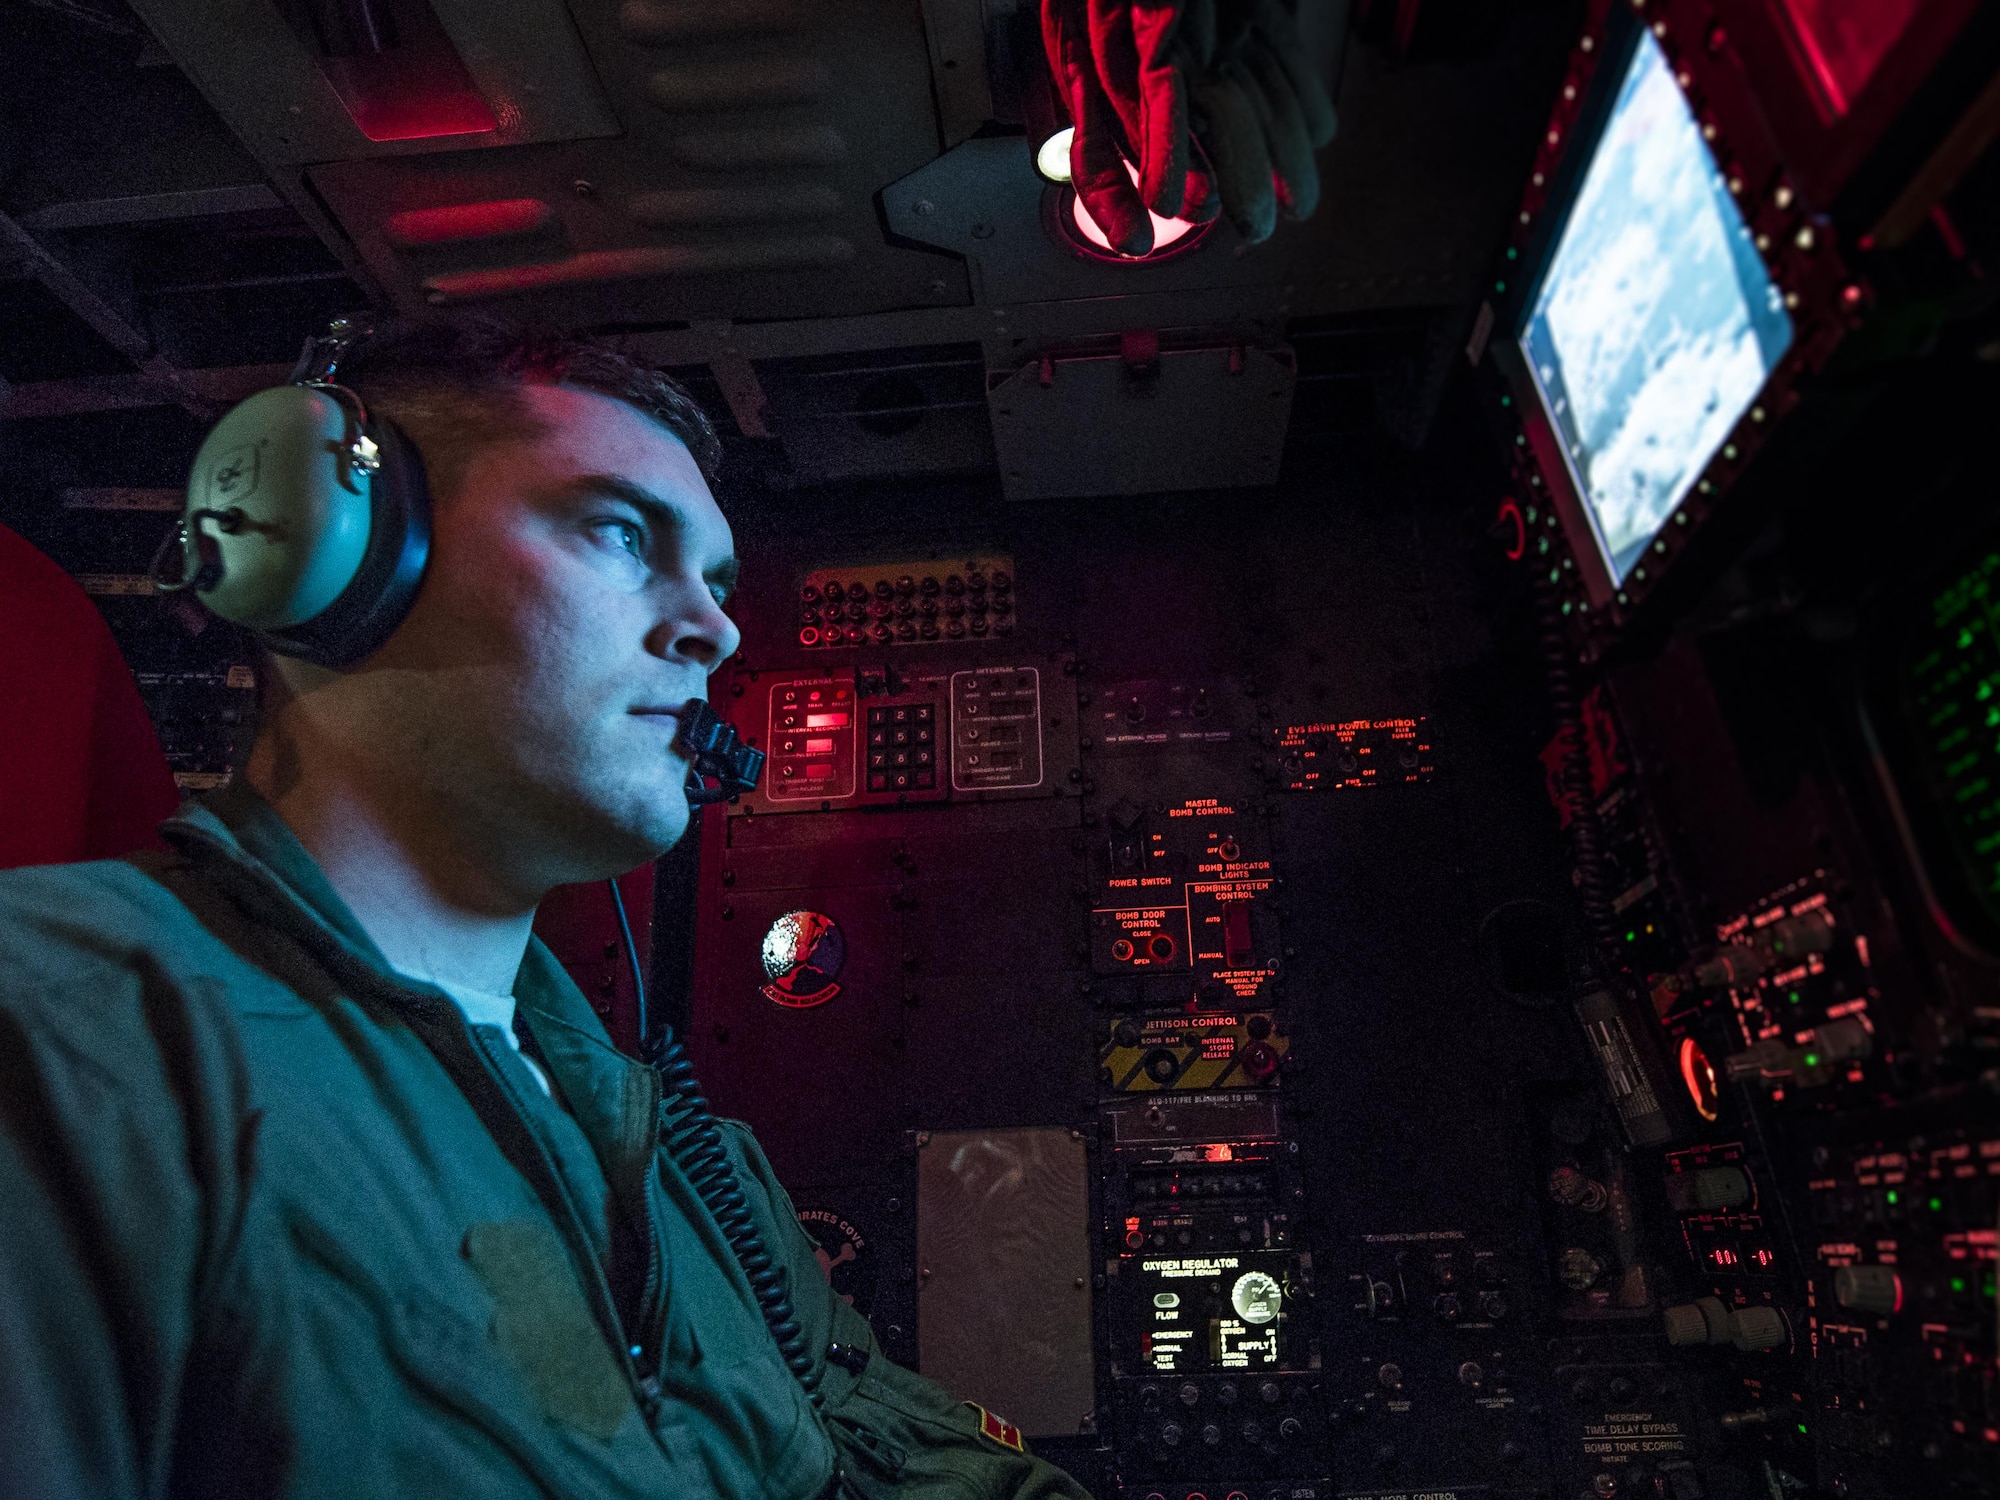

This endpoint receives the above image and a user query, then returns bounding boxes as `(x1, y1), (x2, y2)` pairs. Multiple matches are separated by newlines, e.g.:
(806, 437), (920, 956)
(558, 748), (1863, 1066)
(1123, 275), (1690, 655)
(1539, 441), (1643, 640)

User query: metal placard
(916, 1127), (1094, 1437)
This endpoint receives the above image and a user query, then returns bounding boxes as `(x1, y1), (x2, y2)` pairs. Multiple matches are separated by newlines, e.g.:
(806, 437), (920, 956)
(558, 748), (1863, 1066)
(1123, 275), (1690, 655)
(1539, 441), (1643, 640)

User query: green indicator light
(1495, 281), (1507, 293)
(1500, 395), (1512, 407)
(1886, 1190), (1898, 1204)
(1930, 1197), (1943, 1210)
(1796, 1424), (1807, 1435)
(1803, 1053), (1819, 1067)
(1625, 930), (1636, 943)
(1951, 1276), (1966, 1293)
(1788, 990), (1801, 1003)
(1961, 628), (1976, 648)
(1506, 247), (1519, 260)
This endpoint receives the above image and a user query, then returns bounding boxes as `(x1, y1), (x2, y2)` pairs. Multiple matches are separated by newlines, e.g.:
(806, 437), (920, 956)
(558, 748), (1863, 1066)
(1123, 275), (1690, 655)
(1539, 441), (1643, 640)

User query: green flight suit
(0, 785), (1092, 1500)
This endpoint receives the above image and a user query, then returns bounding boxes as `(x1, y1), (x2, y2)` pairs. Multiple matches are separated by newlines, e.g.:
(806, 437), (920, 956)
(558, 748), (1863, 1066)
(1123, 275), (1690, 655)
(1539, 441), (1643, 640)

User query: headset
(153, 316), (431, 671)
(152, 317), (764, 803)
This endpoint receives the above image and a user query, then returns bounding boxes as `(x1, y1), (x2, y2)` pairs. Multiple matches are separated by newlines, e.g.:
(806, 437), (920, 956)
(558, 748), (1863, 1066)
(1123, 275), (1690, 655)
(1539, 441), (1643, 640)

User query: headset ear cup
(258, 417), (431, 669)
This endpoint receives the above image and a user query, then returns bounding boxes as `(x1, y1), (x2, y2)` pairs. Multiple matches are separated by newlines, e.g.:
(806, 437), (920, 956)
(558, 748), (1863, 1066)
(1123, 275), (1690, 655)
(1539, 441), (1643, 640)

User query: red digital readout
(805, 713), (850, 729)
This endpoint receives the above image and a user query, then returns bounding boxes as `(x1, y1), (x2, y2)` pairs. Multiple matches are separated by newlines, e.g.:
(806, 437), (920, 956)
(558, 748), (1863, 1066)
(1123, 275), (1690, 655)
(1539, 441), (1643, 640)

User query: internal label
(951, 668), (1045, 790)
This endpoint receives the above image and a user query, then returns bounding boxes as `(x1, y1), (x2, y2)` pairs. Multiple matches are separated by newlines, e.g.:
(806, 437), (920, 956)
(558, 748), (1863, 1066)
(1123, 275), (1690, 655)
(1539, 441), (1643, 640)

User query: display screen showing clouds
(1519, 28), (1794, 585)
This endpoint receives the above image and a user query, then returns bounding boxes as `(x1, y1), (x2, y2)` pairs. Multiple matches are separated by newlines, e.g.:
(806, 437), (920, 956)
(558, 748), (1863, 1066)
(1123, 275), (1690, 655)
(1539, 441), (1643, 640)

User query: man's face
(329, 383), (741, 890)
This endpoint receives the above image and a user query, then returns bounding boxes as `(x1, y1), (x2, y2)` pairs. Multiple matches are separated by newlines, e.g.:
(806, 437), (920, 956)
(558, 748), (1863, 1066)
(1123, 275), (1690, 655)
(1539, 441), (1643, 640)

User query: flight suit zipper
(631, 1061), (668, 1372)
(466, 1025), (654, 1399)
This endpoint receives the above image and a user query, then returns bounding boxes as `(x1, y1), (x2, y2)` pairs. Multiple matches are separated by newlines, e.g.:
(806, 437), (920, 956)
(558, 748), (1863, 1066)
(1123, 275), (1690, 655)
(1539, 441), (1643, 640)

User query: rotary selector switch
(1832, 1265), (1902, 1315)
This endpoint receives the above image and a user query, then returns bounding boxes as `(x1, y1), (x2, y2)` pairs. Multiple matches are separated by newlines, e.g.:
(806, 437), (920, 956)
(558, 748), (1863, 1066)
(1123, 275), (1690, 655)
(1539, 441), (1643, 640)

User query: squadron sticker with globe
(761, 910), (845, 1008)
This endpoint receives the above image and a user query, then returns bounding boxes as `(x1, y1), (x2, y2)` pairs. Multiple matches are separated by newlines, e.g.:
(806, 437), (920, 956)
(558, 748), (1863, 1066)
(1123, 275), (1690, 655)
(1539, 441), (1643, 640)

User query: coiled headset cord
(607, 878), (824, 1405)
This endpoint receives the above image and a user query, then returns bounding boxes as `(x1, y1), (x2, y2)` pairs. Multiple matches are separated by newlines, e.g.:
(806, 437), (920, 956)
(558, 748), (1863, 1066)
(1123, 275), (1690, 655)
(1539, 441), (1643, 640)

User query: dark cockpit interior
(3, 2), (1999, 1497)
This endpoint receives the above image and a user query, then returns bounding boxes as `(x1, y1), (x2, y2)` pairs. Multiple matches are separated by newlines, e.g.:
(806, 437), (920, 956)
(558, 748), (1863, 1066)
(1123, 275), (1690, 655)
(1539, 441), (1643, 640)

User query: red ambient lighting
(1497, 498), (1527, 561)
(1773, 0), (1924, 118)
(301, 1), (498, 143)
(382, 199), (552, 248)
(1679, 1036), (1722, 1123)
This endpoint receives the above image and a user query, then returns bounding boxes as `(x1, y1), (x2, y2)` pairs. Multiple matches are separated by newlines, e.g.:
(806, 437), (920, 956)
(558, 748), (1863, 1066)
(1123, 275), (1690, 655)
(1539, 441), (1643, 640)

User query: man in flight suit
(0, 319), (1092, 1500)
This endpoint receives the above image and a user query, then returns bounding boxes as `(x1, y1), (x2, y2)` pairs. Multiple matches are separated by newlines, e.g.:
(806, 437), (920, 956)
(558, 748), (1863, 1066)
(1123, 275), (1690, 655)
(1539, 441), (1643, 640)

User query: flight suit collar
(159, 783), (662, 1205)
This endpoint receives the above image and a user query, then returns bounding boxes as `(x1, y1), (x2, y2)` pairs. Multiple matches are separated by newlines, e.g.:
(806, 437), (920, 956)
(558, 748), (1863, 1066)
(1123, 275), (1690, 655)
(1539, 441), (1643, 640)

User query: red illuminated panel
(1772, 0), (1924, 118)
(805, 712), (850, 729)
(303, 3), (498, 142)
(383, 199), (552, 248)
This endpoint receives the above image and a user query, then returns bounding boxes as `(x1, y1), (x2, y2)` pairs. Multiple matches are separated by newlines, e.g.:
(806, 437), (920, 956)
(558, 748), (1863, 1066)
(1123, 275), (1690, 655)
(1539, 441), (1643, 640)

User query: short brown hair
(329, 315), (722, 503)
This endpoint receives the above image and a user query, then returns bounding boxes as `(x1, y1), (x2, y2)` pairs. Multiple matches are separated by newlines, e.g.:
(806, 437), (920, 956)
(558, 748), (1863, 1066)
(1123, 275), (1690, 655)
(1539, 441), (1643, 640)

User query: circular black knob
(1138, 1384), (1161, 1410)
(1125, 700), (1147, 724)
(1260, 1380), (1283, 1404)
(1241, 1419), (1264, 1445)
(1479, 1291), (1509, 1320)
(1215, 1381), (1239, 1406)
(1200, 1423), (1222, 1448)
(1433, 1292), (1462, 1323)
(1158, 1422), (1184, 1449)
(1177, 1382), (1201, 1407)
(1278, 1416), (1302, 1439)
(1376, 1364), (1402, 1391)
(1143, 1048), (1182, 1084)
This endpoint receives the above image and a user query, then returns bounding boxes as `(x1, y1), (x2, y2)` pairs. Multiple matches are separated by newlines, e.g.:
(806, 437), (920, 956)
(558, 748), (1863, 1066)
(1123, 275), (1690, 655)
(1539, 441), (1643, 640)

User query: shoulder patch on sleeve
(964, 1402), (1024, 1453)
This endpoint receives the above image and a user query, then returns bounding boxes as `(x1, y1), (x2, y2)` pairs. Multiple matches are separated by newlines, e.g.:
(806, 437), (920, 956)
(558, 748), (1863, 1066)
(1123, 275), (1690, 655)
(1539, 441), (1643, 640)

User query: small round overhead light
(1036, 128), (1074, 184)
(1069, 189), (1201, 257)
(1050, 149), (1212, 264)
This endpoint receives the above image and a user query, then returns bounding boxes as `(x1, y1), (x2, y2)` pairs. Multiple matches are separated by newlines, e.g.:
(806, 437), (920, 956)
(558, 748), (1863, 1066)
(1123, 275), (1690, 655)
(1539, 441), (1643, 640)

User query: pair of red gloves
(1042, 0), (1339, 254)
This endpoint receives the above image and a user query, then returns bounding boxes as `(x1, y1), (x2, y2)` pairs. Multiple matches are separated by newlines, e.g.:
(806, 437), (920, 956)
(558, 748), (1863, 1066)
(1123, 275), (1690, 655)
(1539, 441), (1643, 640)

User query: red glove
(1088, 0), (1194, 217)
(1044, 0), (1153, 254)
